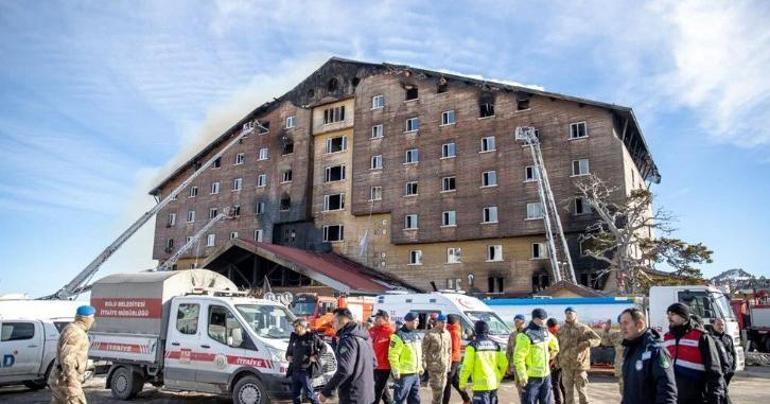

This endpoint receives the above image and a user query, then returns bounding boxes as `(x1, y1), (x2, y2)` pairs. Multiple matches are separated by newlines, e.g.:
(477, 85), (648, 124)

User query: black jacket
(320, 322), (375, 404)
(286, 331), (326, 374)
(710, 331), (736, 377)
(621, 328), (677, 404)
(666, 322), (725, 404)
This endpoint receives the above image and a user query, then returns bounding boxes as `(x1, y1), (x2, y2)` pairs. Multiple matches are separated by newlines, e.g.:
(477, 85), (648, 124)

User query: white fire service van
(374, 291), (511, 346)
(88, 269), (336, 404)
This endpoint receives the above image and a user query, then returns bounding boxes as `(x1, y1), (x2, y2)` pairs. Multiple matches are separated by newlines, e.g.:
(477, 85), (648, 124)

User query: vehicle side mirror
(228, 328), (243, 348)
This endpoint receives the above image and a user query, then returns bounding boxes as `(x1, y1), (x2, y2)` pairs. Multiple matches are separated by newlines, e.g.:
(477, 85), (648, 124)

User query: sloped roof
(149, 57), (659, 195)
(201, 239), (419, 295)
(538, 280), (606, 297)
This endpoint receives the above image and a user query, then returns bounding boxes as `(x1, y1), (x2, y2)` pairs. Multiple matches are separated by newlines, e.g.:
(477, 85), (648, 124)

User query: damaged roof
(149, 56), (660, 195)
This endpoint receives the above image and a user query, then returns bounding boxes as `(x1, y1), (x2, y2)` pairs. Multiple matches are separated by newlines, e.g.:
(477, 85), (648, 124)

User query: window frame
(175, 303), (199, 335)
(572, 159), (590, 176)
(405, 117), (420, 133)
(257, 174), (267, 188)
(371, 94), (385, 109)
(258, 148), (269, 161)
(404, 181), (418, 197)
(232, 177), (242, 192)
(447, 247), (462, 264)
(323, 193), (346, 212)
(187, 209), (196, 223)
(370, 186), (383, 201)
(441, 176), (456, 192)
(370, 155), (383, 170)
(480, 136), (496, 153)
(441, 210), (457, 227)
(210, 181), (220, 195)
(285, 115), (296, 129)
(281, 169), (293, 183)
(409, 249), (423, 265)
(481, 170), (498, 187)
(326, 136), (348, 154)
(324, 165), (346, 182)
(206, 233), (216, 247)
(371, 124), (384, 139)
(235, 153), (245, 165)
(482, 206), (498, 224)
(404, 214), (419, 230)
(526, 202), (545, 220)
(487, 245), (503, 262)
(531, 242), (547, 259)
(441, 142), (456, 159)
(322, 225), (344, 242)
(569, 121), (588, 139)
(441, 110), (456, 126)
(404, 148), (419, 164)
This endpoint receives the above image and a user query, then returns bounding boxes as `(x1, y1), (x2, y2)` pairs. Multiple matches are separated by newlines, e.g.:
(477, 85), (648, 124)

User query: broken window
(213, 157), (221, 168)
(326, 136), (347, 153)
(405, 86), (418, 101)
(479, 92), (495, 118)
(235, 153), (245, 165)
(323, 106), (346, 124)
(488, 277), (504, 293)
(323, 225), (344, 242)
(325, 165), (346, 182)
(323, 193), (345, 211)
(279, 196), (291, 211)
(282, 140), (294, 155)
(479, 103), (495, 118)
(437, 78), (448, 93)
(574, 197), (592, 215)
(517, 93), (531, 111)
(233, 205), (241, 216)
(166, 239), (174, 252)
(282, 169), (293, 183)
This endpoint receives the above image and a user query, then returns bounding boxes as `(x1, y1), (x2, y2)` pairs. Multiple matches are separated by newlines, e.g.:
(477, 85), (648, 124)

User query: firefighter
(513, 308), (560, 404)
(48, 305), (96, 404)
(422, 314), (451, 404)
(557, 307), (600, 404)
(619, 307), (677, 404)
(389, 312), (424, 404)
(664, 303), (725, 404)
(601, 318), (626, 395)
(459, 320), (508, 404)
(369, 310), (395, 404)
(442, 314), (471, 404)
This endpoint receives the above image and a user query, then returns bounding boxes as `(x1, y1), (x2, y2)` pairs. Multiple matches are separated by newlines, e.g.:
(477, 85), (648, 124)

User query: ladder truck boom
(48, 121), (267, 299)
(156, 210), (231, 272)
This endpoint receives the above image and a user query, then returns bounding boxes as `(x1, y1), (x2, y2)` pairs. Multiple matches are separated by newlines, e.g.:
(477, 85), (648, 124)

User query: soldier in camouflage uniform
(556, 307), (600, 404)
(422, 314), (452, 404)
(505, 314), (527, 377)
(600, 319), (625, 396)
(48, 305), (96, 404)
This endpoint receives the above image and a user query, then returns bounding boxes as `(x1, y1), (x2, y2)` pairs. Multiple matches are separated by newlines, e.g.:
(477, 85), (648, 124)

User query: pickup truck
(0, 317), (71, 389)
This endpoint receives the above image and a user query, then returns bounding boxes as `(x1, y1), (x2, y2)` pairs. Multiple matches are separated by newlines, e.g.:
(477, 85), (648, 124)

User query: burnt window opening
(279, 196), (291, 211)
(516, 93), (531, 110)
(261, 121), (270, 132)
(165, 239), (174, 252)
(232, 205), (241, 217)
(480, 103), (495, 118)
(307, 88), (315, 97)
(437, 78), (448, 93)
(405, 86), (418, 101)
(213, 157), (221, 168)
(488, 276), (504, 293)
(351, 77), (361, 87)
(532, 270), (550, 293)
(479, 92), (495, 117)
(325, 165), (346, 182)
(328, 78), (338, 92)
(282, 140), (294, 155)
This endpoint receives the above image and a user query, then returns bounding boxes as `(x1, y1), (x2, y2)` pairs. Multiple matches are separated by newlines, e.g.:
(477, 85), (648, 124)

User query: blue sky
(1, 1), (768, 297)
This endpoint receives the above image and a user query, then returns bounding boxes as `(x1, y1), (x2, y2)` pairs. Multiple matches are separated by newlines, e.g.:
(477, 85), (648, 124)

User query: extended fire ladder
(155, 210), (233, 272)
(45, 120), (269, 299)
(515, 126), (577, 284)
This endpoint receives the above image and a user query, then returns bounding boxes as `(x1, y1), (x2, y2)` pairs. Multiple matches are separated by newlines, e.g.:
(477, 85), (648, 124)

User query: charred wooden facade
(149, 57), (659, 296)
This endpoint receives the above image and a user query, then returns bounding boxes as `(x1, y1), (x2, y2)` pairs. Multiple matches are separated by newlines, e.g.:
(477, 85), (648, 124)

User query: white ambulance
(374, 291), (511, 346)
(88, 269), (337, 404)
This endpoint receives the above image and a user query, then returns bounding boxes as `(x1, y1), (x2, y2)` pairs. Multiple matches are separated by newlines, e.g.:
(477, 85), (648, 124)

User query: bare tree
(575, 175), (711, 294)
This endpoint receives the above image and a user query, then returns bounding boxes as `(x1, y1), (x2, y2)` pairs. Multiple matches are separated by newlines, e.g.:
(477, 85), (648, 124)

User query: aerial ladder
(515, 126), (577, 284)
(155, 210), (232, 272)
(44, 120), (269, 299)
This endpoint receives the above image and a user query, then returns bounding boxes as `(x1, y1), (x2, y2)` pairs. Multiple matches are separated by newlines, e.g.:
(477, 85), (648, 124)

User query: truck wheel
(110, 366), (140, 400)
(232, 375), (268, 404)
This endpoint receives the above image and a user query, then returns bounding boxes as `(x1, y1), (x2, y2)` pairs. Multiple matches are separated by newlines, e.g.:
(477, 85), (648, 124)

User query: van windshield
(464, 311), (511, 335)
(236, 304), (295, 339)
(711, 293), (735, 320)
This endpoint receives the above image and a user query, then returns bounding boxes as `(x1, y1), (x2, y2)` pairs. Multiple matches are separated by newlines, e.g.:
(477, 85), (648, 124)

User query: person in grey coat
(319, 308), (375, 404)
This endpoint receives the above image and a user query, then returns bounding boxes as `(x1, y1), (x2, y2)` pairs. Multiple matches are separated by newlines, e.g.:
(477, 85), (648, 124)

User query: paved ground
(3, 369), (770, 403)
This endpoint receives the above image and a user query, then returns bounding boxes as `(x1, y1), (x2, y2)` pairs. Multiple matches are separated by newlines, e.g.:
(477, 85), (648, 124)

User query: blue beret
(77, 305), (96, 317)
(404, 312), (417, 321)
(514, 314), (526, 321)
(436, 314), (447, 322)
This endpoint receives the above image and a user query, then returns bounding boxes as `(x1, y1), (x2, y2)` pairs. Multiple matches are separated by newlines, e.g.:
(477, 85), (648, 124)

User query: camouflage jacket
(49, 319), (90, 386)
(505, 329), (523, 373)
(557, 321), (600, 370)
(601, 329), (625, 377)
(422, 328), (452, 373)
